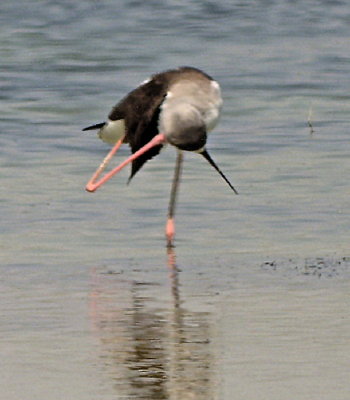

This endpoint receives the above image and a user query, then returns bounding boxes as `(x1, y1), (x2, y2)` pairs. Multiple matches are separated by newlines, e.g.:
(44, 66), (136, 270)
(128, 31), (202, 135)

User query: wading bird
(84, 66), (237, 247)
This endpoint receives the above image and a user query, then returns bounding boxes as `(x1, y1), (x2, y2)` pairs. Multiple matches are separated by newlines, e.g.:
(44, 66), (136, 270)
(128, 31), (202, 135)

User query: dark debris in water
(261, 256), (350, 278)
(101, 269), (124, 275)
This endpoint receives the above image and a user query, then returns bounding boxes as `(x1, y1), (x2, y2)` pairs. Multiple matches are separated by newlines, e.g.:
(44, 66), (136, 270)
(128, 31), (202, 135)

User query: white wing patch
(211, 80), (220, 91)
(139, 77), (151, 86)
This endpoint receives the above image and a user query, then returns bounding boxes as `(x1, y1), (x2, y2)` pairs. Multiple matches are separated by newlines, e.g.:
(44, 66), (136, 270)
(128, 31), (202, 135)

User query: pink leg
(166, 217), (175, 248)
(166, 151), (183, 247)
(85, 133), (166, 192)
(86, 138), (124, 192)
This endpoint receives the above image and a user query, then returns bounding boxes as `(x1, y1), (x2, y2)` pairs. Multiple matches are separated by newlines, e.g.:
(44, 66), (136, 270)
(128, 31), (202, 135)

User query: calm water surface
(1, 1), (350, 399)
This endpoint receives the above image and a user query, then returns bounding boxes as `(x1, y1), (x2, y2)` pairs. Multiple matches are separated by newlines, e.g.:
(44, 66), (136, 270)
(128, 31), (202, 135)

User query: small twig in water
(307, 105), (314, 134)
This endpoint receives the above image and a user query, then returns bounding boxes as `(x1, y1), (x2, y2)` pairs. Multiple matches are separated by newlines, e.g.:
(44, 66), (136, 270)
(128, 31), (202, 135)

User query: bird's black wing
(109, 76), (168, 182)
(128, 105), (163, 182)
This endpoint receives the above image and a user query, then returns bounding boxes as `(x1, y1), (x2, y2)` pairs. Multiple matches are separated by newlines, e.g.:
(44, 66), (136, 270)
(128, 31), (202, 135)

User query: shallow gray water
(1, 1), (350, 399)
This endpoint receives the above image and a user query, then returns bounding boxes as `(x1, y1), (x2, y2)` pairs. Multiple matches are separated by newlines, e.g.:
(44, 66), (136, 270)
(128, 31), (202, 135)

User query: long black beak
(201, 149), (238, 194)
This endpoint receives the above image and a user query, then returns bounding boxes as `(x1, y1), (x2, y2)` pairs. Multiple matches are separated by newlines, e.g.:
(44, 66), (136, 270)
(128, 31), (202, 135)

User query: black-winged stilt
(83, 66), (237, 247)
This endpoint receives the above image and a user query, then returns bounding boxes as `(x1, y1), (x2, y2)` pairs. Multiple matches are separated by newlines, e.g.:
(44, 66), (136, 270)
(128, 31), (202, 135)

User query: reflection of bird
(88, 255), (213, 399)
(83, 66), (237, 247)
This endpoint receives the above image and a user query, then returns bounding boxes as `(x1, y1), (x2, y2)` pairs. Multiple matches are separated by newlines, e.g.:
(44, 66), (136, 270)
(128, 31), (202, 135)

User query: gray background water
(1, 1), (350, 399)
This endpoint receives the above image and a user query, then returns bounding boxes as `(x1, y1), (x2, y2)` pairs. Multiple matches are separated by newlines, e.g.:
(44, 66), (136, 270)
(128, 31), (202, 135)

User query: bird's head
(159, 102), (207, 152)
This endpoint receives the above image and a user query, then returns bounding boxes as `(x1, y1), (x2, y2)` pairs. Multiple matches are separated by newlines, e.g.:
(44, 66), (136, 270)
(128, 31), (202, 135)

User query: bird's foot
(166, 240), (175, 249)
(165, 218), (175, 248)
